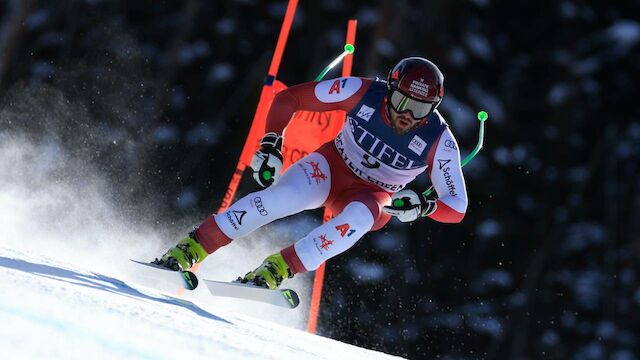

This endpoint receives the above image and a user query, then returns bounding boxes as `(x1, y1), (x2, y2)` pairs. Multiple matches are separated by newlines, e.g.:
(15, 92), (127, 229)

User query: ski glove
(383, 189), (437, 223)
(251, 132), (284, 188)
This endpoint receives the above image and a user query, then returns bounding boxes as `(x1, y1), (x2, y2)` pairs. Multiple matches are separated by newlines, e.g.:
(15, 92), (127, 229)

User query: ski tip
(281, 289), (300, 309)
(181, 271), (199, 290)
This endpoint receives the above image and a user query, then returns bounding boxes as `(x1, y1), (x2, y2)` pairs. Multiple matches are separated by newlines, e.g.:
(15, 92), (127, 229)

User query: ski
(129, 260), (299, 308)
(130, 259), (199, 290)
(203, 279), (300, 309)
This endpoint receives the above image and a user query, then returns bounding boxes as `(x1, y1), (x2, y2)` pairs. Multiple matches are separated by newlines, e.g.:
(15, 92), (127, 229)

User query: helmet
(386, 57), (444, 121)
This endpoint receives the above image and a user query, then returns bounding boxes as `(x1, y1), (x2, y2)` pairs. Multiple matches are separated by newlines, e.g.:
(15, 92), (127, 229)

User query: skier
(155, 57), (468, 289)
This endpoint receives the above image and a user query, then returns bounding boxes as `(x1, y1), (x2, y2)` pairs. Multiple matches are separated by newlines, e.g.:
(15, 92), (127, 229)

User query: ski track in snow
(0, 247), (402, 359)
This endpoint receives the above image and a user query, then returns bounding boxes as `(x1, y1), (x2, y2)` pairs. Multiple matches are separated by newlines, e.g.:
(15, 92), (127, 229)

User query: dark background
(1, 1), (639, 359)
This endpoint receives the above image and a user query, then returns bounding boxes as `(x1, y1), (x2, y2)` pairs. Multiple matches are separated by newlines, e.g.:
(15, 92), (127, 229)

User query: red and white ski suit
(194, 77), (467, 273)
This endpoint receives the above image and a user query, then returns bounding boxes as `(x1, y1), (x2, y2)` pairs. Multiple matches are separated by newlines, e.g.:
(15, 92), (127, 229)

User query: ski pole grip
(423, 110), (488, 198)
(261, 169), (273, 181)
(392, 197), (415, 210)
(393, 198), (405, 208)
(259, 162), (275, 186)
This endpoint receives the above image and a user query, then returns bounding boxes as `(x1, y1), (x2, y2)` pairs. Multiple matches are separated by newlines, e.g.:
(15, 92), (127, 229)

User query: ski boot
(240, 253), (293, 289)
(153, 231), (208, 271)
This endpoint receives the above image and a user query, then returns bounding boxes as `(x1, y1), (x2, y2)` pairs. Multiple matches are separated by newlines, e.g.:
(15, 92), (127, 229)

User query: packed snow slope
(0, 247), (402, 359)
(0, 132), (402, 358)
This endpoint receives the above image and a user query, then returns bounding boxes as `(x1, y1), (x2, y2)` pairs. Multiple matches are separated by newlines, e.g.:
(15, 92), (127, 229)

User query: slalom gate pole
(217, 0), (298, 214)
(175, 0), (299, 292)
(423, 111), (489, 198)
(307, 19), (358, 335)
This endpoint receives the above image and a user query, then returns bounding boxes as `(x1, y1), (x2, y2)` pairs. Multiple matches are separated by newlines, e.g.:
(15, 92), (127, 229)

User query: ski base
(130, 259), (198, 290)
(203, 279), (300, 309)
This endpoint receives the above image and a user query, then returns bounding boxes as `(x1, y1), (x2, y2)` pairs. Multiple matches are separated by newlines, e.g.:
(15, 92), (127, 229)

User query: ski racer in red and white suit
(157, 57), (468, 288)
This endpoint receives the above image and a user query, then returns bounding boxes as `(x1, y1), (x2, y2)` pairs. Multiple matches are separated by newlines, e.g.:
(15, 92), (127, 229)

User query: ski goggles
(389, 90), (435, 119)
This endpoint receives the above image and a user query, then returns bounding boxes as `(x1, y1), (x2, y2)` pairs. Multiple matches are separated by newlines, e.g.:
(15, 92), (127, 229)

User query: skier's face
(389, 106), (420, 135)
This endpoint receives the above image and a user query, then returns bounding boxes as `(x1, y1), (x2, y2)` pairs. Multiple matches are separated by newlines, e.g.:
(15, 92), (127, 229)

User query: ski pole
(314, 44), (355, 81)
(422, 110), (488, 198)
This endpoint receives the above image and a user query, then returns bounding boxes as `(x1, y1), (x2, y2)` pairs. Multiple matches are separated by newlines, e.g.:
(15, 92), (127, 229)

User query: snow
(606, 20), (640, 48)
(562, 222), (606, 252)
(348, 259), (388, 282)
(372, 232), (403, 252)
(216, 18), (237, 35)
(0, 134), (402, 359)
(0, 247), (402, 359)
(186, 122), (223, 145)
(207, 63), (235, 84)
(375, 38), (397, 57)
(175, 186), (200, 209)
(466, 83), (505, 123)
(354, 7), (380, 26)
(24, 9), (50, 30)
(152, 124), (180, 143)
(476, 219), (503, 239)
(547, 82), (571, 105)
(573, 270), (603, 310)
(437, 94), (476, 133)
(471, 269), (514, 292)
(611, 350), (638, 360)
(467, 315), (504, 339)
(463, 32), (493, 61)
(448, 46), (468, 67)
(176, 40), (211, 65)
(469, 0), (490, 8)
(574, 341), (606, 360)
(426, 313), (464, 329)
(542, 330), (560, 346)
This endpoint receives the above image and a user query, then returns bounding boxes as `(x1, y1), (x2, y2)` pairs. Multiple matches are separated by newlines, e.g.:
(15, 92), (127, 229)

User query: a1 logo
(335, 223), (356, 237)
(328, 79), (343, 94)
(314, 77), (363, 103)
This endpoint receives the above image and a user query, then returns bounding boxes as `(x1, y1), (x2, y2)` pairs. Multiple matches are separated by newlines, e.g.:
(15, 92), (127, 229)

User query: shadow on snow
(0, 256), (232, 325)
